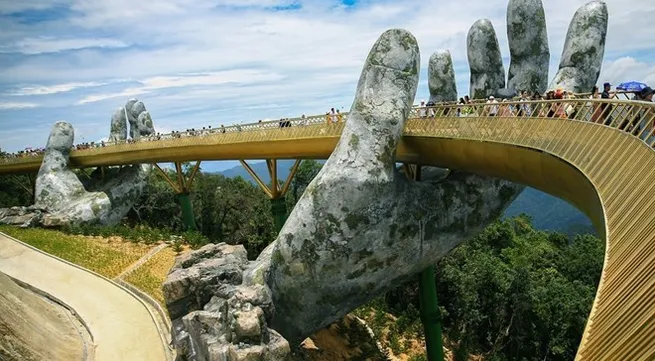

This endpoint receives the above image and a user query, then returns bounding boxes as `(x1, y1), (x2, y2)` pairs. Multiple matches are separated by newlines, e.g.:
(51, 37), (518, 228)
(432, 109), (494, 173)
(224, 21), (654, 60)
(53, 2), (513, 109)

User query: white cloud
(599, 57), (655, 87)
(0, 37), (129, 55)
(7, 81), (112, 96)
(76, 69), (286, 104)
(0, 0), (654, 153)
(0, 1), (68, 14)
(0, 102), (40, 109)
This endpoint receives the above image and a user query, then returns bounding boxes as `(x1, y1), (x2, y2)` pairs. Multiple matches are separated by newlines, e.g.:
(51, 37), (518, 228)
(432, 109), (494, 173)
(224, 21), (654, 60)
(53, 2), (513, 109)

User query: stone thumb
(41, 121), (74, 172)
(331, 29), (419, 180)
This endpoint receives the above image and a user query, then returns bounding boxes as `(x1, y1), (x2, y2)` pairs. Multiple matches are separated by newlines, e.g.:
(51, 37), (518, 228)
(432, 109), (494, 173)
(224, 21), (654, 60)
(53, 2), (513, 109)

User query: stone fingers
(549, 0), (608, 93)
(428, 50), (458, 103)
(467, 19), (505, 99)
(126, 99), (156, 139)
(109, 107), (128, 143)
(34, 122), (87, 212)
(326, 28), (419, 182)
(506, 0), (550, 95)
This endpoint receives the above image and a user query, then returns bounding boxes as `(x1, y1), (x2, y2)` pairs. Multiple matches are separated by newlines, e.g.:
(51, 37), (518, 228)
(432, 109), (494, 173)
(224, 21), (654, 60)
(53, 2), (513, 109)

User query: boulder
(164, 243), (291, 361)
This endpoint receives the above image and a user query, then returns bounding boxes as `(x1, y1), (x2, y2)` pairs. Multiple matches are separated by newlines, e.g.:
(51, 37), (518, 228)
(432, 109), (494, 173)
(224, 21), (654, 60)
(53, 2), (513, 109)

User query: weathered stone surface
(467, 19), (505, 99)
(428, 50), (457, 103)
(234, 307), (264, 342)
(164, 243), (290, 361)
(29, 99), (154, 226)
(0, 206), (45, 227)
(549, 1), (608, 93)
(163, 243), (249, 320)
(109, 107), (127, 143)
(265, 330), (291, 361)
(126, 99), (155, 139)
(229, 345), (264, 361)
(507, 0), (550, 94)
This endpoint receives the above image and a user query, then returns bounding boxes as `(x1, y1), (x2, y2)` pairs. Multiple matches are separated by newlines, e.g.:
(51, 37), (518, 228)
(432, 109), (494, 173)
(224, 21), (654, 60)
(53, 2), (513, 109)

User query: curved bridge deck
(1, 99), (654, 360)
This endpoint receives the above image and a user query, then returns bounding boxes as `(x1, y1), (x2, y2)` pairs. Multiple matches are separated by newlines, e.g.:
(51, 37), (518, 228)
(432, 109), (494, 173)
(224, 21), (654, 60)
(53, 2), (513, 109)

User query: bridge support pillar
(177, 192), (197, 231)
(270, 197), (287, 233)
(405, 164), (444, 361)
(240, 159), (301, 233)
(154, 161), (202, 231)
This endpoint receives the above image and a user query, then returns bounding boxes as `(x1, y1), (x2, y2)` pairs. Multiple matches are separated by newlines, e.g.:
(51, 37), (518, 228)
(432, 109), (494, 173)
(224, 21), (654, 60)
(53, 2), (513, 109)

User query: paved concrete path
(0, 233), (168, 361)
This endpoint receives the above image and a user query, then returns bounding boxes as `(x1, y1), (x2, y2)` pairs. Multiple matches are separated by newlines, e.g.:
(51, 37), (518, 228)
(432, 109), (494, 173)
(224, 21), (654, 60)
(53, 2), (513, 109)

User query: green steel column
(270, 197), (288, 233)
(177, 192), (197, 230)
(414, 163), (444, 361)
(419, 265), (444, 361)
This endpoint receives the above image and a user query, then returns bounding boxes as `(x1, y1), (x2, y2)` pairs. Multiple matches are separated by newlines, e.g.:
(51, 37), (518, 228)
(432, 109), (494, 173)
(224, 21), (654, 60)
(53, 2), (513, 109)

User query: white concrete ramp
(0, 233), (168, 361)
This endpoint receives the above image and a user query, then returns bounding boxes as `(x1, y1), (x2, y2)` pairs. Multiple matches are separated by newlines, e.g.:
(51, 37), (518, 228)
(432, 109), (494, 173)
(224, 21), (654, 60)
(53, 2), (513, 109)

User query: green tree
(433, 216), (603, 361)
(0, 174), (33, 208)
(285, 160), (322, 210)
(192, 173), (276, 258)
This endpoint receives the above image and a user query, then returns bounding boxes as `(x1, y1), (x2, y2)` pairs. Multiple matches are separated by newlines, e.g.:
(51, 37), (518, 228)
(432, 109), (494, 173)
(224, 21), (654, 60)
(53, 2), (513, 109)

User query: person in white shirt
(419, 100), (427, 117)
(486, 96), (499, 116)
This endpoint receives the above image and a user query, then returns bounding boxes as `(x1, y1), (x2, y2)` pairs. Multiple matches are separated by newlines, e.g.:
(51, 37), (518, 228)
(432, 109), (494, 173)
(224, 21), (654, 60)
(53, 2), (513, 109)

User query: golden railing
(1, 97), (653, 167)
(0, 99), (654, 360)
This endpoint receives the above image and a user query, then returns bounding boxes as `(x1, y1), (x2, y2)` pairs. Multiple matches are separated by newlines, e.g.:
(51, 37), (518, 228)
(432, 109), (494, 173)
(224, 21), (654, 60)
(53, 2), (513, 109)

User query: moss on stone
(365, 257), (384, 271)
(388, 223), (398, 239)
(347, 267), (367, 280)
(90, 202), (102, 217)
(272, 249), (284, 265)
(355, 248), (374, 261)
(344, 213), (371, 230)
(349, 134), (360, 149)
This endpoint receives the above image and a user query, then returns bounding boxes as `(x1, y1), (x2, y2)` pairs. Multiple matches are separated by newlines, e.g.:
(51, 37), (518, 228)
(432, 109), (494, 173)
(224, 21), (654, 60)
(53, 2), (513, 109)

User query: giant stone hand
(267, 0), (609, 344)
(34, 99), (154, 225)
(163, 1), (610, 358)
(263, 30), (523, 344)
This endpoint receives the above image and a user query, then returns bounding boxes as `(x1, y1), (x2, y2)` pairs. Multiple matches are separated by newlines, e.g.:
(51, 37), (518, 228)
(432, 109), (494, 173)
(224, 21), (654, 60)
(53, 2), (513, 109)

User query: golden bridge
(1, 98), (654, 360)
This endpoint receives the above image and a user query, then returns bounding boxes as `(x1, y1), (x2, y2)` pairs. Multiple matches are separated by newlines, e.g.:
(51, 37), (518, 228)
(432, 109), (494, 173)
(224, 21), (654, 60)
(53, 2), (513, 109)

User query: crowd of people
(414, 84), (654, 142)
(2, 86), (653, 161)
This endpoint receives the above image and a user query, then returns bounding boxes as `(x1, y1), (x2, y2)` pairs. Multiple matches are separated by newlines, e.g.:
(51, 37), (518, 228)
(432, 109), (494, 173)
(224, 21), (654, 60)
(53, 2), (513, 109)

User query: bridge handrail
(1, 98), (653, 166)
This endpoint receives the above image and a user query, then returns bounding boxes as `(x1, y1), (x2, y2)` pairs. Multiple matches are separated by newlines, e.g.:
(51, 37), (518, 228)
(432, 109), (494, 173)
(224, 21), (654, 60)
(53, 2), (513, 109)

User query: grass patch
(124, 247), (179, 306)
(0, 225), (152, 279)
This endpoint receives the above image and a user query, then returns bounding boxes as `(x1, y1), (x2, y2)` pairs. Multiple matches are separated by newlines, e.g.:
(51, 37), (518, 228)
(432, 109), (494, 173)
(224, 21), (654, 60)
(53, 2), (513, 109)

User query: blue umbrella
(616, 81), (648, 92)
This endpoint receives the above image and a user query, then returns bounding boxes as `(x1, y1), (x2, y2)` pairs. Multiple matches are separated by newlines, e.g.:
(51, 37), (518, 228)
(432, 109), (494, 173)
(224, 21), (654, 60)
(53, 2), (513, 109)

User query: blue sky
(1, 0), (654, 172)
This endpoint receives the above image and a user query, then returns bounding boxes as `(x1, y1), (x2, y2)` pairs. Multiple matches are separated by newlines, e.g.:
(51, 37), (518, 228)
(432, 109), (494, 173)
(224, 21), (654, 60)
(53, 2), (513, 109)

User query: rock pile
(163, 243), (291, 361)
